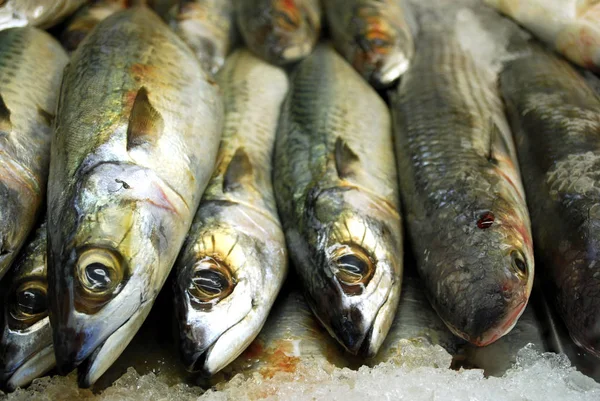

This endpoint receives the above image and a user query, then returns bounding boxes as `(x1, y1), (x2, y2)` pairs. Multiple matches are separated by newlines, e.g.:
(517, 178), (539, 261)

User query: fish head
(174, 207), (286, 376)
(300, 186), (402, 356)
(48, 163), (185, 386)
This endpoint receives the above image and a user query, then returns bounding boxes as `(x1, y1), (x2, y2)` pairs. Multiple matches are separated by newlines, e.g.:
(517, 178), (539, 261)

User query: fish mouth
(473, 300), (527, 347)
(3, 344), (56, 391)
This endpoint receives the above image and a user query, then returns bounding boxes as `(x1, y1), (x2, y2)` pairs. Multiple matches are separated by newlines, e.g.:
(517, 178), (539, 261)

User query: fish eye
(510, 250), (528, 280)
(9, 281), (48, 326)
(76, 248), (123, 297)
(188, 256), (235, 307)
(331, 245), (375, 295)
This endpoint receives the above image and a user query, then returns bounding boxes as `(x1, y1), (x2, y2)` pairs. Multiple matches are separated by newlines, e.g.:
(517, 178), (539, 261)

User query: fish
(323, 0), (416, 88)
(0, 223), (54, 391)
(390, 19), (534, 347)
(484, 0), (600, 71)
(499, 36), (600, 358)
(0, 27), (68, 282)
(235, 0), (322, 65)
(46, 7), (223, 387)
(172, 0), (236, 76)
(273, 44), (403, 356)
(173, 49), (288, 376)
(0, 0), (86, 30)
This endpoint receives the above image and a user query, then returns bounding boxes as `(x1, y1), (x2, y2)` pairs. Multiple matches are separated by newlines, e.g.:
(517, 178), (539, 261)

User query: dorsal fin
(223, 147), (253, 193)
(487, 120), (511, 164)
(0, 94), (12, 134)
(126, 87), (164, 150)
(335, 137), (360, 180)
(37, 106), (54, 127)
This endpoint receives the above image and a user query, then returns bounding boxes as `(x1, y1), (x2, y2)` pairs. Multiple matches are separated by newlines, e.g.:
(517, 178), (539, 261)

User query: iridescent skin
(0, 0), (86, 30)
(47, 7), (222, 387)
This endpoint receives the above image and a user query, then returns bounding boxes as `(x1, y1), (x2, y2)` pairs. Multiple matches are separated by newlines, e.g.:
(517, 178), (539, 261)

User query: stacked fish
(0, 0), (598, 393)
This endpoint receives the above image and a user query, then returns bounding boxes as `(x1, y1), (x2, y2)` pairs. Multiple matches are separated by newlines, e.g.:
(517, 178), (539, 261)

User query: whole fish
(235, 0), (321, 65)
(47, 7), (222, 387)
(174, 49), (288, 376)
(274, 44), (403, 356)
(485, 0), (600, 71)
(390, 22), (534, 346)
(0, 27), (68, 282)
(0, 0), (86, 30)
(0, 223), (54, 391)
(323, 0), (416, 88)
(173, 0), (236, 76)
(499, 38), (600, 358)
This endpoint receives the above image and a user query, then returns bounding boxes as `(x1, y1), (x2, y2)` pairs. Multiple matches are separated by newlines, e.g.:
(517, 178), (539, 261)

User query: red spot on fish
(477, 212), (495, 229)
(281, 0), (297, 10)
(242, 340), (265, 360)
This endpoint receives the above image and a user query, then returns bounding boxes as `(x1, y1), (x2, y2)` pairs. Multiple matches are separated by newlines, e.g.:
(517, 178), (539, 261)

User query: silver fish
(0, 0), (86, 30)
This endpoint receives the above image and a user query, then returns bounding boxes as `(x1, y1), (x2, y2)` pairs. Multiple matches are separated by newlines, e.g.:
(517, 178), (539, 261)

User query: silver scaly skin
(323, 0), (416, 88)
(0, 0), (86, 30)
(500, 37), (600, 358)
(235, 0), (322, 65)
(0, 223), (54, 391)
(390, 22), (534, 347)
(173, 49), (288, 376)
(47, 7), (223, 387)
(274, 44), (403, 356)
(0, 27), (68, 282)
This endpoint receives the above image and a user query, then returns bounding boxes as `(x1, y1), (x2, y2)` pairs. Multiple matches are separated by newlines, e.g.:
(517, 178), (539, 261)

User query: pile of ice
(3, 344), (598, 401)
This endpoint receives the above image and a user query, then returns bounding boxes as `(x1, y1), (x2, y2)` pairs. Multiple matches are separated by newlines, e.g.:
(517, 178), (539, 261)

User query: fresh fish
(323, 0), (415, 88)
(172, 0), (236, 76)
(0, 27), (68, 282)
(174, 49), (288, 376)
(0, 0), (86, 30)
(273, 44), (403, 356)
(235, 0), (321, 65)
(46, 7), (223, 387)
(390, 22), (534, 346)
(0, 223), (54, 391)
(499, 37), (600, 358)
(485, 0), (600, 71)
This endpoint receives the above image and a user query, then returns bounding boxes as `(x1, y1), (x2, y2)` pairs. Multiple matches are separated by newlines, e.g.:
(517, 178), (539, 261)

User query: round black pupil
(513, 255), (527, 273)
(336, 254), (367, 281)
(17, 289), (46, 315)
(85, 262), (112, 290)
(193, 269), (228, 296)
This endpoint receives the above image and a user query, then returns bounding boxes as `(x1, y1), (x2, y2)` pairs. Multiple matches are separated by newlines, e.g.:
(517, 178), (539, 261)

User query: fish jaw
(4, 344), (55, 391)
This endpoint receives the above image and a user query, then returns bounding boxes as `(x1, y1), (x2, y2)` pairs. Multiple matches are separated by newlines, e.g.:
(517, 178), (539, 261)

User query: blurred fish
(323, 0), (415, 88)
(46, 7), (222, 387)
(485, 0), (600, 71)
(174, 49), (288, 376)
(390, 22), (534, 347)
(0, 27), (68, 281)
(235, 0), (321, 65)
(0, 0), (86, 30)
(274, 45), (403, 356)
(500, 37), (600, 358)
(173, 0), (236, 76)
(0, 223), (54, 391)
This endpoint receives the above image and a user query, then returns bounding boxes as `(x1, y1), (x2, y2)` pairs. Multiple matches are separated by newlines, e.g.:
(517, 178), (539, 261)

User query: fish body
(485, 0), (600, 71)
(235, 0), (321, 65)
(500, 38), (600, 358)
(173, 0), (236, 76)
(390, 23), (534, 346)
(47, 7), (222, 387)
(0, 27), (68, 282)
(323, 0), (415, 88)
(273, 44), (403, 356)
(0, 0), (86, 30)
(0, 223), (54, 391)
(174, 49), (288, 376)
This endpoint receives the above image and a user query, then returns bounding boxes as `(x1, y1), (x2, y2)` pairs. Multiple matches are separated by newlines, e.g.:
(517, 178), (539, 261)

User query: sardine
(0, 27), (68, 281)
(235, 0), (321, 65)
(0, 223), (54, 391)
(323, 0), (415, 88)
(173, 0), (236, 76)
(499, 37), (600, 358)
(273, 44), (403, 356)
(485, 0), (600, 71)
(390, 21), (534, 346)
(0, 0), (86, 30)
(46, 7), (223, 387)
(173, 49), (288, 376)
